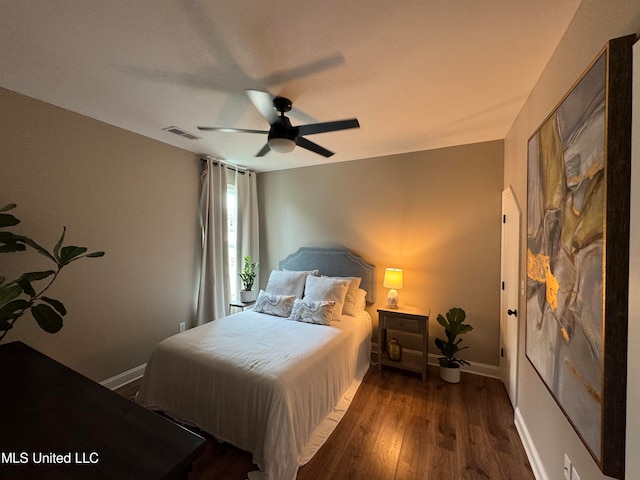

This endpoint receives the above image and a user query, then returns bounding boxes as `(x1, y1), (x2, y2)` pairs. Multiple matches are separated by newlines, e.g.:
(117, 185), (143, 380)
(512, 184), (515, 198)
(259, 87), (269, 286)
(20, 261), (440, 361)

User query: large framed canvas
(526, 34), (634, 479)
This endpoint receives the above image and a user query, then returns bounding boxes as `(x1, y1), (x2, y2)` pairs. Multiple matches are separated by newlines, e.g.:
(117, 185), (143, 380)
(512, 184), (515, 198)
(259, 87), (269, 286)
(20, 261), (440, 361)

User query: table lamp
(383, 268), (403, 308)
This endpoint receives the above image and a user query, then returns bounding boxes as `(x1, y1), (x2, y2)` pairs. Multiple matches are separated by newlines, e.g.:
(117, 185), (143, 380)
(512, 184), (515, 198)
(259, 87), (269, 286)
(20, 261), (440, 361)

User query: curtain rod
(200, 157), (249, 175)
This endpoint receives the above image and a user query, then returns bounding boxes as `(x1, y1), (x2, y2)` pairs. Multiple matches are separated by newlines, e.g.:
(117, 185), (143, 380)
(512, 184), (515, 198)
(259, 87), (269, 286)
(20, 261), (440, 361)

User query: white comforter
(136, 309), (371, 480)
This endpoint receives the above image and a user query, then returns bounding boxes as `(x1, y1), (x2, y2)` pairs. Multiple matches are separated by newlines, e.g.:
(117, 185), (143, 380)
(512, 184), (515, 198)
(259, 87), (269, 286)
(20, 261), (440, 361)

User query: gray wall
(503, 0), (640, 478)
(1, 87), (201, 381)
(258, 140), (504, 366)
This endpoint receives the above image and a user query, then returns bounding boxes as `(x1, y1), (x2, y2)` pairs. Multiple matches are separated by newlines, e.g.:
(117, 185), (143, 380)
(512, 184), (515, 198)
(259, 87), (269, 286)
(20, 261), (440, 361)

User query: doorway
(500, 186), (521, 408)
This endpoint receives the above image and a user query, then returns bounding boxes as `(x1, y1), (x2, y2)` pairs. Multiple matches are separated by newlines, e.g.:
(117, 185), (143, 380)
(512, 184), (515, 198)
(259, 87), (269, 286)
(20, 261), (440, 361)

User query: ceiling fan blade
(246, 90), (279, 125)
(296, 137), (334, 158)
(297, 118), (360, 136)
(255, 143), (271, 157)
(197, 126), (268, 134)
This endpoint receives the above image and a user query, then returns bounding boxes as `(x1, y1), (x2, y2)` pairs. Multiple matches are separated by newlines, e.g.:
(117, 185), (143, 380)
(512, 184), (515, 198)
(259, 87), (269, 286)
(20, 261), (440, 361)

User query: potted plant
(0, 203), (104, 342)
(434, 307), (473, 383)
(238, 255), (258, 303)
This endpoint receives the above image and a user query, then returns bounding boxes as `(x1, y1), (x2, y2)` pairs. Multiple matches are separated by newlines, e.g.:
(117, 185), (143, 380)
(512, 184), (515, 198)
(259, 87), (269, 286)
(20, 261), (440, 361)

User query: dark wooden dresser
(0, 341), (205, 479)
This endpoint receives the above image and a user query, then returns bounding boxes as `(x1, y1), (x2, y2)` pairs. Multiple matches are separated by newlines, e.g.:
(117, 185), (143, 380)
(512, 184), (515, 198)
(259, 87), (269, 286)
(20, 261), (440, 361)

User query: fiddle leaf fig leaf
(19, 237), (56, 263)
(0, 232), (27, 253)
(59, 246), (88, 265)
(18, 271), (56, 283)
(53, 227), (66, 262)
(85, 251), (105, 258)
(0, 300), (32, 326)
(31, 304), (63, 333)
(0, 243), (26, 253)
(41, 297), (67, 316)
(0, 283), (22, 306)
(17, 279), (35, 297)
(0, 203), (17, 213)
(0, 213), (20, 227)
(0, 318), (12, 331)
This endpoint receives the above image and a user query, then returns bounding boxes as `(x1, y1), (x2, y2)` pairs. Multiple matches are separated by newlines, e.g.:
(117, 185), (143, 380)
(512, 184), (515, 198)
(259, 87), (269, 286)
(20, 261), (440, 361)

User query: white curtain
(195, 158), (230, 325)
(235, 169), (260, 298)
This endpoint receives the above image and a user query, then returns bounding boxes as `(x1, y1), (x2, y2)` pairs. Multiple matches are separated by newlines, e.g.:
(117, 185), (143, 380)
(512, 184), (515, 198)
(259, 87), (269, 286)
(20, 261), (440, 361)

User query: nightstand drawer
(382, 315), (420, 332)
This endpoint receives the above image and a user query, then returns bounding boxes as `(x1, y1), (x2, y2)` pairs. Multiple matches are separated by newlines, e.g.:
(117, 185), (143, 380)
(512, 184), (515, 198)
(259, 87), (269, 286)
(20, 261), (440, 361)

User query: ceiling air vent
(163, 126), (201, 141)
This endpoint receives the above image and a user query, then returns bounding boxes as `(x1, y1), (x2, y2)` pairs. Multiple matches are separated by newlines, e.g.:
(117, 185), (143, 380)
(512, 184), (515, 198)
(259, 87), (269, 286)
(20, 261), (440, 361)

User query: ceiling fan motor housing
(268, 116), (297, 141)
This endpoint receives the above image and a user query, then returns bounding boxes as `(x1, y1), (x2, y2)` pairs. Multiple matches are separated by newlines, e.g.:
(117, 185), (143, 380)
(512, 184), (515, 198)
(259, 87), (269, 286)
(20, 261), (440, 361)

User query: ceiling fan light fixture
(268, 137), (296, 153)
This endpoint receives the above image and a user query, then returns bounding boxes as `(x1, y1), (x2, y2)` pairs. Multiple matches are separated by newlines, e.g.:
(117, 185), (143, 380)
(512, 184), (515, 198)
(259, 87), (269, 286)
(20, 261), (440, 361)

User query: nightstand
(229, 300), (255, 314)
(377, 306), (430, 380)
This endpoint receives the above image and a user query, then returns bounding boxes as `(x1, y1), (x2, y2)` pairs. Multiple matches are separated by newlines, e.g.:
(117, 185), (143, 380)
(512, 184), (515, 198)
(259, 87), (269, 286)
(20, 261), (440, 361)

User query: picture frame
(526, 34), (635, 479)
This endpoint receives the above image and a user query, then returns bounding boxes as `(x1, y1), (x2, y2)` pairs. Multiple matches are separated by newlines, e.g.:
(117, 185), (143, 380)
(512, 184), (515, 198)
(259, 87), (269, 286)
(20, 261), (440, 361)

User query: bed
(135, 247), (375, 480)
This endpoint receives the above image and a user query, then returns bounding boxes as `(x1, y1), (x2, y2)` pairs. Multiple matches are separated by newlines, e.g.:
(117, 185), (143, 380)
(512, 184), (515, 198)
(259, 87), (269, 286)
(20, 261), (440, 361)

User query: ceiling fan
(197, 90), (360, 158)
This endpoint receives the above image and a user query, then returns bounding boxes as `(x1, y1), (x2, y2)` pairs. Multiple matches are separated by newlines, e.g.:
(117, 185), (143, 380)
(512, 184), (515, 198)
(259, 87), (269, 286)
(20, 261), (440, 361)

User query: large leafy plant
(238, 255), (258, 291)
(434, 307), (473, 368)
(0, 203), (104, 342)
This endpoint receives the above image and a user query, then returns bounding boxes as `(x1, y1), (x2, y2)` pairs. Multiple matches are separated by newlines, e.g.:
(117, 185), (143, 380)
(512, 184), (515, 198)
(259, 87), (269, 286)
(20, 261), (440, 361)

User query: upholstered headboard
(279, 247), (376, 303)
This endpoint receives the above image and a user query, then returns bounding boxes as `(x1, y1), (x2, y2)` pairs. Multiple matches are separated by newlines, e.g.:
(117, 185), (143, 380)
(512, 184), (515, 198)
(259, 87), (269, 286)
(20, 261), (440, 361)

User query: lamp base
(386, 288), (399, 309)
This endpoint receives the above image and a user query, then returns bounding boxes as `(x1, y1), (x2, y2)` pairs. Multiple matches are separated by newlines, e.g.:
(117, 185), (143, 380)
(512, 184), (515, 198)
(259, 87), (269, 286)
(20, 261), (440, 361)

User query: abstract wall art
(526, 34), (635, 479)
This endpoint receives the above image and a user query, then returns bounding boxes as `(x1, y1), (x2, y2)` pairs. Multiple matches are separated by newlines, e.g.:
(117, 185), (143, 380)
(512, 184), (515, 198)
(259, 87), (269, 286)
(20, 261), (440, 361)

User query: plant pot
(239, 290), (256, 303)
(439, 365), (461, 383)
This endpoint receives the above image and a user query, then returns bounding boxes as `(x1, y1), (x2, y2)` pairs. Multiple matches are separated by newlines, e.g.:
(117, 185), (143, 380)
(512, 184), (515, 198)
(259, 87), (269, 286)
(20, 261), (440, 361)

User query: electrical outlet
(571, 466), (581, 480)
(564, 454), (571, 480)
(179, 322), (186, 333)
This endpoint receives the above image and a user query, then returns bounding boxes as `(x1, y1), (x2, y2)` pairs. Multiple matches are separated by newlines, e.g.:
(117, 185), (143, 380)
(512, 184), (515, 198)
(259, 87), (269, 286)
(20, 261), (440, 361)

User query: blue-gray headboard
(279, 247), (376, 303)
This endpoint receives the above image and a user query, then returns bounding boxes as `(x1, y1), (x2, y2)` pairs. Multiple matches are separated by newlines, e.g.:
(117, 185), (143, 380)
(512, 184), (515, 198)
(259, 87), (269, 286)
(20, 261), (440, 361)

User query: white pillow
(284, 268), (319, 276)
(323, 276), (362, 316)
(354, 288), (367, 313)
(265, 270), (309, 298)
(303, 275), (350, 321)
(253, 290), (295, 317)
(289, 299), (335, 326)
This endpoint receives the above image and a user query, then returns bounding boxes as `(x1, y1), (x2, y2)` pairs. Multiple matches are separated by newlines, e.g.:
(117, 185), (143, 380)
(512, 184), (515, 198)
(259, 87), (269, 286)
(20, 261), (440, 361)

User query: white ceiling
(0, 0), (581, 172)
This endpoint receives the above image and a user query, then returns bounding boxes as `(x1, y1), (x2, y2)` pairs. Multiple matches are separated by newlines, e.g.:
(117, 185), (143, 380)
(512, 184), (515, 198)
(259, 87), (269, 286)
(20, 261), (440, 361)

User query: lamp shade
(383, 268), (403, 289)
(268, 137), (296, 153)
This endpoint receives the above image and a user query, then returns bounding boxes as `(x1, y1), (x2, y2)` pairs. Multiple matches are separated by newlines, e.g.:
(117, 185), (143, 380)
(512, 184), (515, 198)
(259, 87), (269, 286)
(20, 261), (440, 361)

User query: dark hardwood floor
(115, 362), (534, 480)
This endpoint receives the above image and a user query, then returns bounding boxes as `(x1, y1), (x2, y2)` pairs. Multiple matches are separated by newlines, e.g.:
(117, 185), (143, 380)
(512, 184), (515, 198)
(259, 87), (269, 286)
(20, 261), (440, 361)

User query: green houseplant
(434, 307), (473, 383)
(0, 203), (104, 342)
(238, 255), (258, 302)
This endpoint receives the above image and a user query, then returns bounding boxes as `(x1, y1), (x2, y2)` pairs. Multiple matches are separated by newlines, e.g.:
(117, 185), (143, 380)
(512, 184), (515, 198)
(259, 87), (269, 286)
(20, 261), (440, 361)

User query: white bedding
(136, 308), (371, 480)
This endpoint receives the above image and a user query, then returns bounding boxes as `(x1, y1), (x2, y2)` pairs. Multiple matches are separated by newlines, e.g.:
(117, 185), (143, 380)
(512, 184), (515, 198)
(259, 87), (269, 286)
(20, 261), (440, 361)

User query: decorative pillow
(253, 290), (295, 317)
(354, 288), (367, 313)
(265, 270), (309, 298)
(322, 276), (362, 316)
(303, 275), (350, 321)
(289, 299), (335, 326)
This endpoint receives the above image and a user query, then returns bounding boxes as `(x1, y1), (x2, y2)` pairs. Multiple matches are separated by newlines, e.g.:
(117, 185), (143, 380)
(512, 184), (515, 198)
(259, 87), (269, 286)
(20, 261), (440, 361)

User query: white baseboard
(371, 342), (500, 379)
(100, 363), (146, 391)
(515, 407), (547, 480)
